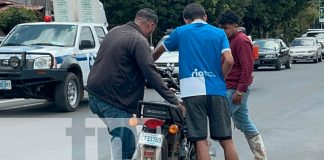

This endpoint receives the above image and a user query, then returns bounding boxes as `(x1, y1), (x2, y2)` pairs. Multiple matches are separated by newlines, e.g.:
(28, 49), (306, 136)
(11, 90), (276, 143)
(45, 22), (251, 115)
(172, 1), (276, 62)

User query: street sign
(52, 0), (107, 26)
(320, 7), (324, 22)
(52, 0), (77, 22)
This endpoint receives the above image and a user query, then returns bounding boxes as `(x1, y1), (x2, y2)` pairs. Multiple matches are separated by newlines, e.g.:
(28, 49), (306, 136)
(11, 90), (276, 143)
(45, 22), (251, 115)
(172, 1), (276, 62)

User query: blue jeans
(227, 86), (258, 135)
(88, 95), (136, 160)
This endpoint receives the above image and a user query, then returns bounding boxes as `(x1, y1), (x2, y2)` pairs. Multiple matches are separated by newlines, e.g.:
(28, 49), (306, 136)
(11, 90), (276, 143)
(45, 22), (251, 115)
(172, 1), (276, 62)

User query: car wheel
(254, 65), (258, 70)
(292, 60), (297, 63)
(55, 72), (81, 112)
(314, 55), (318, 63)
(275, 60), (282, 70)
(285, 57), (292, 69)
(319, 55), (322, 62)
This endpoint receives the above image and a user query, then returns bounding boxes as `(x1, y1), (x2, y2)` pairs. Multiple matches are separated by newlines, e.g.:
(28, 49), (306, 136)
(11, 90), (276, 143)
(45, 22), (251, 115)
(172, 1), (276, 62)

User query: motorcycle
(130, 67), (196, 160)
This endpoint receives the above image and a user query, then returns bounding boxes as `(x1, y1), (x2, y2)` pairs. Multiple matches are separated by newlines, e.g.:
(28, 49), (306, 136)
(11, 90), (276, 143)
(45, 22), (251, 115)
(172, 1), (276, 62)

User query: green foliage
(104, 0), (195, 44)
(0, 7), (41, 34)
(103, 0), (317, 44)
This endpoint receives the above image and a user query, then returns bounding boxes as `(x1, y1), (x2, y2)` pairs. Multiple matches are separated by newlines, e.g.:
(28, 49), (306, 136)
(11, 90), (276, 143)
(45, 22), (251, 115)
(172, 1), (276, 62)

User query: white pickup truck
(0, 22), (108, 111)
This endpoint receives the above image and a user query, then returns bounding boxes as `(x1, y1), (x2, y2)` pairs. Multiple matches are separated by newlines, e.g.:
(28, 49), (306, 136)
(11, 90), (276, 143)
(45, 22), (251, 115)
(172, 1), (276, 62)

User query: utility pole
(44, 0), (47, 16)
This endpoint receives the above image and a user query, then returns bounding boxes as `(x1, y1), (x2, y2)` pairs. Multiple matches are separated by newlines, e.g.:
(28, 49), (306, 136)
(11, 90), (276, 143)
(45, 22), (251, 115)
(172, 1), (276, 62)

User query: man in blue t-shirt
(153, 3), (239, 160)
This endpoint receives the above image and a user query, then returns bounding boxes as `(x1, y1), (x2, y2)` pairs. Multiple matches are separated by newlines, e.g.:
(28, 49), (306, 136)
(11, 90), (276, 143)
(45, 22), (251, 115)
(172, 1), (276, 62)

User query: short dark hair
(136, 8), (158, 24)
(217, 10), (240, 25)
(183, 3), (206, 20)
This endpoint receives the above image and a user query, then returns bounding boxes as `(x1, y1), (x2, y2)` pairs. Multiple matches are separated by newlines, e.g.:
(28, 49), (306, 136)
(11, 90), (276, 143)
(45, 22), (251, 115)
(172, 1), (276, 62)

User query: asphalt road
(0, 61), (323, 160)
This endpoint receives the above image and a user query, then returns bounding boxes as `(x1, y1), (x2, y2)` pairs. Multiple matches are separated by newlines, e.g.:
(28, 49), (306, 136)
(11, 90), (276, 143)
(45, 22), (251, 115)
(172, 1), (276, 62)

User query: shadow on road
(0, 100), (91, 118)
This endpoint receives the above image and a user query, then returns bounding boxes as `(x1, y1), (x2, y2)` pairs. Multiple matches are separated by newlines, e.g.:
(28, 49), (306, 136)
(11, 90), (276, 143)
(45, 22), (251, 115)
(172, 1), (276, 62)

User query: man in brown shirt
(86, 8), (183, 159)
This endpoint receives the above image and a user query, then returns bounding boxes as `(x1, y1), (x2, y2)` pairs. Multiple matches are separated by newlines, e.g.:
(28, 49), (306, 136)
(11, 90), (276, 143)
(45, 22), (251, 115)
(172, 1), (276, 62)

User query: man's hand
(232, 92), (243, 105)
(170, 88), (177, 93)
(177, 101), (186, 116)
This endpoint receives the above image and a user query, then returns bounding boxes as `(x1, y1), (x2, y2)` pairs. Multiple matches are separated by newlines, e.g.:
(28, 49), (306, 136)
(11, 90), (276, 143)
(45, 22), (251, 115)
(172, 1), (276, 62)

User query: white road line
(0, 102), (45, 110)
(0, 99), (25, 104)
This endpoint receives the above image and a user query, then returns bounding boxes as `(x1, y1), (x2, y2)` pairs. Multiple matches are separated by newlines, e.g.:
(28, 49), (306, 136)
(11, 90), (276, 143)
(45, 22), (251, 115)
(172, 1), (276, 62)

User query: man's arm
(152, 44), (166, 61)
(237, 39), (254, 92)
(135, 39), (179, 105)
(222, 50), (234, 78)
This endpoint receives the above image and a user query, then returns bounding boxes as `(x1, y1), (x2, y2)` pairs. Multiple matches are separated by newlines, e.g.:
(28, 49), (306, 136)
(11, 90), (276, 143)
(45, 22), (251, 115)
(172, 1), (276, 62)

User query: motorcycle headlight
(34, 56), (52, 69)
(9, 56), (20, 68)
(264, 54), (277, 58)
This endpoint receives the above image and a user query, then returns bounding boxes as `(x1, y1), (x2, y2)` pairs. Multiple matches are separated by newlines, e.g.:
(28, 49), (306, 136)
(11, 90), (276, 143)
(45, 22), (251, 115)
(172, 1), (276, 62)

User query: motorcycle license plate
(138, 132), (163, 147)
(0, 80), (11, 90)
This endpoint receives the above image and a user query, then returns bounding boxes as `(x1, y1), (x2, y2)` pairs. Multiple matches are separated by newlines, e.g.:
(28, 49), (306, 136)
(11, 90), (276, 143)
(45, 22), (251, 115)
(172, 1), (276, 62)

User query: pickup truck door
(76, 25), (99, 86)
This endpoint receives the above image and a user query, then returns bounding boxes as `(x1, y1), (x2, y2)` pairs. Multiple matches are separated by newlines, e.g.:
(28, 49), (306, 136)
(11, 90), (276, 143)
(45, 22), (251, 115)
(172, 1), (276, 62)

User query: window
(2, 24), (77, 47)
(253, 40), (279, 50)
(280, 41), (287, 48)
(291, 39), (314, 46)
(94, 26), (106, 44)
(79, 27), (95, 49)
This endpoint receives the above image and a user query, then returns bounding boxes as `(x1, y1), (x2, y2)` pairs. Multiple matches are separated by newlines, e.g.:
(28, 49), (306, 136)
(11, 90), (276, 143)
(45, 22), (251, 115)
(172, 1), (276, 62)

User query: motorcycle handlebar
(157, 67), (180, 91)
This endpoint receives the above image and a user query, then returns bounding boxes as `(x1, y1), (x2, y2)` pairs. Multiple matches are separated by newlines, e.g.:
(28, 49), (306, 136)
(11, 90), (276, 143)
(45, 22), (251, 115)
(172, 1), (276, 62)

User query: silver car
(290, 37), (322, 63)
(155, 35), (179, 82)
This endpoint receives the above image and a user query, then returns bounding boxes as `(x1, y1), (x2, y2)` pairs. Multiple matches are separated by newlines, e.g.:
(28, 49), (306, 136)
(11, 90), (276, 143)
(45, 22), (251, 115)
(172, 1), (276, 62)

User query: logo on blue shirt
(191, 69), (216, 78)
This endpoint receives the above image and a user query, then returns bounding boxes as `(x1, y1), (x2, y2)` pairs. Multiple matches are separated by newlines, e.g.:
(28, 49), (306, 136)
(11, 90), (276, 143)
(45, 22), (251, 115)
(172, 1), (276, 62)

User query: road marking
(0, 102), (46, 111)
(0, 99), (25, 104)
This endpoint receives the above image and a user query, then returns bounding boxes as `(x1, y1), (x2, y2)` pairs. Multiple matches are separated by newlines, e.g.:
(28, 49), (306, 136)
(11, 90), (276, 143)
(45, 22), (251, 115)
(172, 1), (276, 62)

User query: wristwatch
(236, 91), (244, 96)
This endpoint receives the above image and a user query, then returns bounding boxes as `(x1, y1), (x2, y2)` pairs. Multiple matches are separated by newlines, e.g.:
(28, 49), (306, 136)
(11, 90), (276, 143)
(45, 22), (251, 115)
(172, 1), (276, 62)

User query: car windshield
(253, 40), (279, 50)
(315, 33), (324, 38)
(290, 39), (314, 46)
(2, 24), (77, 47)
(306, 32), (324, 37)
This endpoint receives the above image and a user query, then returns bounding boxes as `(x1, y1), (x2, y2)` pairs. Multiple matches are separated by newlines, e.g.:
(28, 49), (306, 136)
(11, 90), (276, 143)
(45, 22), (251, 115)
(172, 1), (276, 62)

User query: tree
(104, 0), (195, 45)
(0, 7), (41, 34)
(103, 0), (317, 44)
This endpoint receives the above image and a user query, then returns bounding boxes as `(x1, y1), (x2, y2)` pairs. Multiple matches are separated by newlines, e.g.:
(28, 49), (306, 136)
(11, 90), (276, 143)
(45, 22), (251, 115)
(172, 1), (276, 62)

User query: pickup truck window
(2, 25), (77, 47)
(79, 26), (95, 49)
(94, 26), (105, 44)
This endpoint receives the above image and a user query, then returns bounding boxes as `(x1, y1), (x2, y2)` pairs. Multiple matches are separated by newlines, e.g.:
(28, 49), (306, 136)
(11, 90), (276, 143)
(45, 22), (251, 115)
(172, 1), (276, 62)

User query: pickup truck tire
(55, 72), (81, 112)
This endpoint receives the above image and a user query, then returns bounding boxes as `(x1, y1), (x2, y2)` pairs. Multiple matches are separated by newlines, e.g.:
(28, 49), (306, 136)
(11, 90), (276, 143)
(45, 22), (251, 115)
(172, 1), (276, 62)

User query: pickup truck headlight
(34, 56), (52, 69)
(9, 56), (20, 68)
(264, 54), (277, 58)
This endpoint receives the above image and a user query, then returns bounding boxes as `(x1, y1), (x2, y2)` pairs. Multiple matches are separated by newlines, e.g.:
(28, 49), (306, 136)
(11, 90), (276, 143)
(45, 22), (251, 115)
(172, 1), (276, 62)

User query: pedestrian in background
(86, 8), (183, 159)
(153, 3), (239, 160)
(218, 10), (267, 160)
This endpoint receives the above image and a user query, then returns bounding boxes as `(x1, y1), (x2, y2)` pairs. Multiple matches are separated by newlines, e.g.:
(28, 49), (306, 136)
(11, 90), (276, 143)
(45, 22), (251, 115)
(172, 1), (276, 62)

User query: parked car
(302, 29), (324, 57)
(302, 29), (324, 37)
(315, 34), (324, 56)
(155, 35), (179, 83)
(253, 38), (291, 70)
(290, 37), (322, 63)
